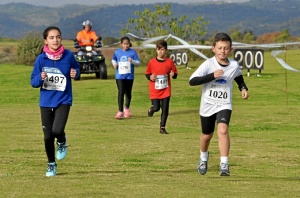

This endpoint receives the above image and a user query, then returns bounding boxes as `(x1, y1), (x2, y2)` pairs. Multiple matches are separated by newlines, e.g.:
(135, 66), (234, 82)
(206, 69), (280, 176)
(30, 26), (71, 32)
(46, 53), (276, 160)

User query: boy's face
(156, 47), (167, 59)
(212, 40), (232, 61)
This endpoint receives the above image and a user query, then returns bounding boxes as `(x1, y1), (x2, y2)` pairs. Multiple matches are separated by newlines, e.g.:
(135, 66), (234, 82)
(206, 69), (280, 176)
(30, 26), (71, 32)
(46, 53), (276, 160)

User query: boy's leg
(160, 97), (170, 128)
(217, 123), (230, 157)
(148, 99), (160, 117)
(159, 97), (170, 134)
(200, 133), (213, 153)
(198, 114), (216, 175)
(216, 109), (232, 176)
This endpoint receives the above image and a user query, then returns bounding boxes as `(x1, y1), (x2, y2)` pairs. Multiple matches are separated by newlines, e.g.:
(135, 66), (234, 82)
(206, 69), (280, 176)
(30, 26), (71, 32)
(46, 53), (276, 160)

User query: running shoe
(46, 162), (57, 177)
(160, 127), (169, 134)
(124, 108), (131, 118)
(197, 152), (209, 175)
(220, 163), (230, 176)
(197, 160), (208, 175)
(115, 111), (124, 119)
(56, 139), (67, 160)
(148, 107), (154, 117)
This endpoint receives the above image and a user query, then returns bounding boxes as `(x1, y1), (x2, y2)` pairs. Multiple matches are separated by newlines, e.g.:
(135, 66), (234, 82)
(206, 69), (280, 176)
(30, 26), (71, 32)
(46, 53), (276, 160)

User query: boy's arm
(234, 75), (249, 99)
(145, 74), (151, 81)
(189, 73), (215, 86)
(234, 75), (248, 91)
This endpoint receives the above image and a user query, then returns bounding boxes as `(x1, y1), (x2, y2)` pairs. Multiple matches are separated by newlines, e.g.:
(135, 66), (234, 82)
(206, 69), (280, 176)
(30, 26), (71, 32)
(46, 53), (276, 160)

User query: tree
(256, 29), (295, 44)
(16, 31), (43, 66)
(275, 29), (292, 43)
(121, 4), (208, 43)
(121, 4), (209, 63)
(227, 27), (256, 43)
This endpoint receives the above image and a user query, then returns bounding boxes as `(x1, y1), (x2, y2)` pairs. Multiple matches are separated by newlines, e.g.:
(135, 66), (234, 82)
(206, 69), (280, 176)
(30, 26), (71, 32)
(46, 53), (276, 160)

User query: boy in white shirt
(189, 32), (249, 176)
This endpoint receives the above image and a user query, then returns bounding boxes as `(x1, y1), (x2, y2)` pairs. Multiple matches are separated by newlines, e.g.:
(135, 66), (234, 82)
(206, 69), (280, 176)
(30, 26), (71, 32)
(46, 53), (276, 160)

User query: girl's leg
(116, 79), (125, 112)
(52, 104), (70, 143)
(124, 80), (134, 109)
(40, 107), (55, 163)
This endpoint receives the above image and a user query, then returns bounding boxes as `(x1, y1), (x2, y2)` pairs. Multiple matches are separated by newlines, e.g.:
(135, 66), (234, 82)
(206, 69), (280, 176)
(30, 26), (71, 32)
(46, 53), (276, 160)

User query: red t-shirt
(145, 57), (178, 99)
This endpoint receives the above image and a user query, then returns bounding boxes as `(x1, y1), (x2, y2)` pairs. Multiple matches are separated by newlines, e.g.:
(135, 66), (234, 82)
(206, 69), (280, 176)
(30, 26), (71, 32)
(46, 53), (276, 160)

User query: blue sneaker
(46, 162), (57, 177)
(56, 139), (67, 160)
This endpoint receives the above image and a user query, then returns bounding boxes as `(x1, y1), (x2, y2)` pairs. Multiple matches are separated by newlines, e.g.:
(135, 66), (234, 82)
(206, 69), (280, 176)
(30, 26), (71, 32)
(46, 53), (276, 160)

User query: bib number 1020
(208, 90), (228, 99)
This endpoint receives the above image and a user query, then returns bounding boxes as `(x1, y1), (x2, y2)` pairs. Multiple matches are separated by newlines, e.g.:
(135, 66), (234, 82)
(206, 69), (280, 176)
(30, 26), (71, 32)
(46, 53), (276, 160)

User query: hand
(214, 69), (224, 78)
(128, 57), (132, 62)
(150, 73), (156, 81)
(70, 68), (76, 78)
(169, 70), (174, 78)
(113, 64), (118, 69)
(41, 71), (47, 80)
(241, 89), (249, 99)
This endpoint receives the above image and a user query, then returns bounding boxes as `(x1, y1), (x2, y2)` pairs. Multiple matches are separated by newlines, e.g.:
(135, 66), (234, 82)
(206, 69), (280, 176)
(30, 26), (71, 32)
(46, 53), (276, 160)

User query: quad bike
(73, 39), (107, 80)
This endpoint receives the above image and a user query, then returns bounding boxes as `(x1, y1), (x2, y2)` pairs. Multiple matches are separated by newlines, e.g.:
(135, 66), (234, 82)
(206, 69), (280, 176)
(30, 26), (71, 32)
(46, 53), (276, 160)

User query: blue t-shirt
(112, 48), (140, 80)
(30, 50), (80, 108)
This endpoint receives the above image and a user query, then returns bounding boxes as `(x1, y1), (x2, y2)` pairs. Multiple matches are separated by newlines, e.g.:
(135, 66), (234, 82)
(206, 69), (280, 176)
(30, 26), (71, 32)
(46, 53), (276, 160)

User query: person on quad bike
(74, 20), (102, 55)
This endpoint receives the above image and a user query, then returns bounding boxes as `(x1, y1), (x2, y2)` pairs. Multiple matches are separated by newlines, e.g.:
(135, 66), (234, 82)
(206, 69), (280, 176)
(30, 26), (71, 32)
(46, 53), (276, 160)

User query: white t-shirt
(189, 56), (242, 117)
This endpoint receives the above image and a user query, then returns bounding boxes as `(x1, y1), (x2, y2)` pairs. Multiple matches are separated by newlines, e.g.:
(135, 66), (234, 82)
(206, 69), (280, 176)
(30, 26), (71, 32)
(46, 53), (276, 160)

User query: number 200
(234, 49), (264, 70)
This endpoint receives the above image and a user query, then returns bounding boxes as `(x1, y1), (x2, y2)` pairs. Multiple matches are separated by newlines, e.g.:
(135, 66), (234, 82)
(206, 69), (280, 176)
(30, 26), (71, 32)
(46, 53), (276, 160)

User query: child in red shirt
(145, 40), (178, 134)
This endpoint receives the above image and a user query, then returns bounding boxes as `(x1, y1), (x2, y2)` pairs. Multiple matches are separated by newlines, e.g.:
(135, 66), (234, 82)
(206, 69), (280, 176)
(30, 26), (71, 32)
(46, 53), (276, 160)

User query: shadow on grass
(74, 74), (115, 81)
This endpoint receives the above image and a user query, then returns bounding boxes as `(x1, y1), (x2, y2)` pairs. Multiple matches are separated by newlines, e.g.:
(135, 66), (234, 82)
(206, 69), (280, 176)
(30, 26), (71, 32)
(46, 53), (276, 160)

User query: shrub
(16, 31), (43, 66)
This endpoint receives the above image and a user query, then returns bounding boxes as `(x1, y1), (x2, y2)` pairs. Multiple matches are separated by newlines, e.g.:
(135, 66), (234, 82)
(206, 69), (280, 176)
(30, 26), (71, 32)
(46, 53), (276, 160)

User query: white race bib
(118, 61), (131, 74)
(204, 83), (230, 105)
(155, 75), (168, 90)
(42, 67), (66, 92)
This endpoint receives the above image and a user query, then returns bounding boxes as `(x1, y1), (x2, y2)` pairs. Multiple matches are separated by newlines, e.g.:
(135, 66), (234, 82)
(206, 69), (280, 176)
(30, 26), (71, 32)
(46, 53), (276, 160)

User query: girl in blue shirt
(112, 36), (140, 119)
(30, 26), (80, 176)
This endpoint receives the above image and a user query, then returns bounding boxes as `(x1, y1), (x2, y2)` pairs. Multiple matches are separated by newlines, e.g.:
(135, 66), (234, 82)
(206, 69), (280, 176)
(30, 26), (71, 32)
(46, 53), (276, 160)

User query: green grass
(1, 49), (300, 198)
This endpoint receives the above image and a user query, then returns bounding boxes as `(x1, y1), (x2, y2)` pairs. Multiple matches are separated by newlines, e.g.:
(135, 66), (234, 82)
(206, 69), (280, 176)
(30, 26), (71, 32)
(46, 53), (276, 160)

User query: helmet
(82, 20), (92, 27)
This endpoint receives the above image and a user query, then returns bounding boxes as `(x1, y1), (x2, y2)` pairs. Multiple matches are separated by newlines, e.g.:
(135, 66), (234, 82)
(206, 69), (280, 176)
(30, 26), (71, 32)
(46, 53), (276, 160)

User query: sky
(0, 0), (248, 7)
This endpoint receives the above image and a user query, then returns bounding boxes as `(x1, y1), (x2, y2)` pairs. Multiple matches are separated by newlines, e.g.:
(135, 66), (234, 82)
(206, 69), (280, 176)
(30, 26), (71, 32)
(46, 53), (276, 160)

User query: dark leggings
(116, 79), (134, 112)
(151, 97), (170, 128)
(40, 104), (70, 163)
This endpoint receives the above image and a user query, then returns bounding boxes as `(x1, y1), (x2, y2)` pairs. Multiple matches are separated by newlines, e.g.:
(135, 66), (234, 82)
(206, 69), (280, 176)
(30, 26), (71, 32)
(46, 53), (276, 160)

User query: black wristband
(239, 84), (248, 91)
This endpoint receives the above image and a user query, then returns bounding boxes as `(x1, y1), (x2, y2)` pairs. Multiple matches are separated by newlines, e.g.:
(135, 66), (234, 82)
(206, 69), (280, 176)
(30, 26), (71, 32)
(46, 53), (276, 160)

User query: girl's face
(121, 39), (130, 51)
(212, 40), (232, 62)
(44, 29), (62, 52)
(156, 47), (168, 60)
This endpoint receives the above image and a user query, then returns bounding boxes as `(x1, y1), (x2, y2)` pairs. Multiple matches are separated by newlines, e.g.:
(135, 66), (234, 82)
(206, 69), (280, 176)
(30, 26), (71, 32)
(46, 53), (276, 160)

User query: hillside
(0, 0), (300, 39)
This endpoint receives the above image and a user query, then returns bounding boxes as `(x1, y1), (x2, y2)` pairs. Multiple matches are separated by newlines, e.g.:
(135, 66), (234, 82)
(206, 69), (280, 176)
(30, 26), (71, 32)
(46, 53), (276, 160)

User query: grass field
(0, 49), (300, 197)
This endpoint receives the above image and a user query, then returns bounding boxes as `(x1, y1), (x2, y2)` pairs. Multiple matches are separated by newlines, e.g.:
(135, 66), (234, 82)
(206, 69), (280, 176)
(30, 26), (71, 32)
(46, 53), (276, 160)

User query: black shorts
(200, 109), (232, 134)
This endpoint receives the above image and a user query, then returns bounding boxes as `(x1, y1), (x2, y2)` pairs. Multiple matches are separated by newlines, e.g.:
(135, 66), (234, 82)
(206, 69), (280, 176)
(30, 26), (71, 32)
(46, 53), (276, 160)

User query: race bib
(204, 83), (230, 105)
(118, 61), (131, 74)
(155, 75), (168, 90)
(42, 67), (66, 92)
